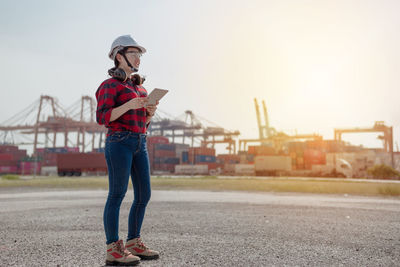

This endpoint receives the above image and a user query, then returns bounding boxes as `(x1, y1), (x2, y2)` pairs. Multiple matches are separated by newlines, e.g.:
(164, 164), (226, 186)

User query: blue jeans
(103, 131), (151, 245)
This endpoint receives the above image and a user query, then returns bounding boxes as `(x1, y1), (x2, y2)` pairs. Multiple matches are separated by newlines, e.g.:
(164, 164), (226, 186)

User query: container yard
(0, 96), (399, 179)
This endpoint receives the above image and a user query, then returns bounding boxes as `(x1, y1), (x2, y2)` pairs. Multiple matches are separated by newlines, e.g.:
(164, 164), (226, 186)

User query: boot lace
(136, 238), (149, 251)
(115, 241), (132, 256)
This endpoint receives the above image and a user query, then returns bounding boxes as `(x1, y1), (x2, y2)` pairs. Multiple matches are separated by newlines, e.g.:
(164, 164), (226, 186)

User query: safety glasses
(125, 51), (143, 58)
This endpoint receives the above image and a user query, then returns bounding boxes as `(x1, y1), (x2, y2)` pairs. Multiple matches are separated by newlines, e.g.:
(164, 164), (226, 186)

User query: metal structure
(334, 121), (394, 167)
(239, 98), (322, 151)
(0, 95), (106, 155)
(1, 96), (241, 155)
(148, 110), (240, 154)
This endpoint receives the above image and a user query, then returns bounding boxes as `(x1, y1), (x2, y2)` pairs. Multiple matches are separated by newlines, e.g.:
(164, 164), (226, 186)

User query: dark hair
(113, 47), (129, 67)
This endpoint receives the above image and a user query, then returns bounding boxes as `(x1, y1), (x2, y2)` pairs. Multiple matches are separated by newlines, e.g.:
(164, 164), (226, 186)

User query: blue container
(182, 151), (189, 163)
(164, 157), (180, 164)
(154, 157), (179, 164)
(155, 144), (175, 151)
(195, 155), (216, 163)
(45, 147), (67, 153)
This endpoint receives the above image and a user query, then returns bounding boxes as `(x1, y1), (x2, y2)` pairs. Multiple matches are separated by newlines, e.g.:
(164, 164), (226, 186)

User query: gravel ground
(0, 189), (399, 267)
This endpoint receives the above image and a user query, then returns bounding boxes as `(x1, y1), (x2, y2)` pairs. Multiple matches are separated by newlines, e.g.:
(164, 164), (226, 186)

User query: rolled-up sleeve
(95, 81), (117, 125)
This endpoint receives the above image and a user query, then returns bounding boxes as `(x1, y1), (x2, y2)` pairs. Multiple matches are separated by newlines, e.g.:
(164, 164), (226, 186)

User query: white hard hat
(108, 35), (146, 60)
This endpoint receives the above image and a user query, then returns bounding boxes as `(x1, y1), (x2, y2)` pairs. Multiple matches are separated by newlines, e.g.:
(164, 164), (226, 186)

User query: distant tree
(367, 164), (400, 179)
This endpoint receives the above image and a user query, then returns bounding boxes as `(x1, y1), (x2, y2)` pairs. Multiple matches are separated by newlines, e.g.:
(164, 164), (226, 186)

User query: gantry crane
(148, 110), (240, 153)
(334, 121), (394, 167)
(0, 95), (106, 155)
(239, 98), (322, 152)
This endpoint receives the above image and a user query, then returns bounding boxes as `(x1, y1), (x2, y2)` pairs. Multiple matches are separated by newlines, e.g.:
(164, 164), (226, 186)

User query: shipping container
(248, 146), (257, 155)
(288, 141), (306, 152)
(255, 156), (292, 175)
(154, 150), (176, 158)
(19, 162), (41, 175)
(148, 136), (169, 144)
(305, 140), (327, 151)
(0, 154), (14, 161)
(154, 157), (180, 164)
(194, 155), (216, 163)
(0, 160), (19, 166)
(0, 145), (19, 153)
(234, 164), (255, 176)
(0, 166), (18, 174)
(255, 146), (275, 155)
(182, 151), (189, 163)
(217, 154), (240, 164)
(195, 162), (222, 174)
(152, 163), (175, 172)
(223, 163), (235, 174)
(45, 147), (68, 153)
(154, 143), (175, 151)
(175, 164), (208, 175)
(93, 147), (105, 153)
(188, 147), (215, 156)
(57, 153), (107, 176)
(303, 149), (326, 165)
(41, 166), (58, 176)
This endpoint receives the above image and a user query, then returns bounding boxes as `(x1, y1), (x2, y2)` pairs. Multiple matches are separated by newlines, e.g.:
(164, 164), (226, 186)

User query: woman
(96, 35), (159, 266)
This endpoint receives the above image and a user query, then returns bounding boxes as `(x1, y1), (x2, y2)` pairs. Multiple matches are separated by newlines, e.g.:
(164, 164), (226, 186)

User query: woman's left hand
(146, 100), (159, 117)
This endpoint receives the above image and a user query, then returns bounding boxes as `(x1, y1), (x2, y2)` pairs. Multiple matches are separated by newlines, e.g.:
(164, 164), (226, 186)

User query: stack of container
(217, 154), (240, 164)
(0, 145), (27, 174)
(187, 147), (221, 173)
(19, 161), (41, 175)
(36, 147), (79, 175)
(147, 136), (179, 173)
(247, 145), (275, 163)
(303, 149), (326, 170)
(153, 143), (178, 173)
(288, 141), (306, 170)
(175, 144), (190, 164)
(217, 154), (240, 175)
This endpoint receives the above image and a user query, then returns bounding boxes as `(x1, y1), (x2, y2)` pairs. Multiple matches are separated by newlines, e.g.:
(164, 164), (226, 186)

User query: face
(116, 47), (142, 73)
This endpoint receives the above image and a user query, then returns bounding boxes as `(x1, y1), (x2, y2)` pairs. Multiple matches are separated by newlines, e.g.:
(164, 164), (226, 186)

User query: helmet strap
(122, 53), (138, 73)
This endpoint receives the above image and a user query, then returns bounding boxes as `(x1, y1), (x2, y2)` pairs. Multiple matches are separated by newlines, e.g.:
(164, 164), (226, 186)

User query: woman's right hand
(127, 97), (148, 110)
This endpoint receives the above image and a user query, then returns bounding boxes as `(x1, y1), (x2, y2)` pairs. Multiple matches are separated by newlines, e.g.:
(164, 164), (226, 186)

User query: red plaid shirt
(95, 78), (149, 136)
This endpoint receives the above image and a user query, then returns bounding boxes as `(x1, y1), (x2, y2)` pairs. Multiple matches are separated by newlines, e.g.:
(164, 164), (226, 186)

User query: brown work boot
(106, 240), (140, 266)
(125, 237), (159, 260)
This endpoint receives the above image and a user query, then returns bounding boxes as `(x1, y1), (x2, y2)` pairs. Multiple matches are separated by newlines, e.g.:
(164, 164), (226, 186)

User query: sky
(0, 0), (399, 152)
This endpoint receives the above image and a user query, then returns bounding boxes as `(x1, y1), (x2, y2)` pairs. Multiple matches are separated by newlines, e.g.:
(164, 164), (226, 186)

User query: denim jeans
(103, 131), (151, 245)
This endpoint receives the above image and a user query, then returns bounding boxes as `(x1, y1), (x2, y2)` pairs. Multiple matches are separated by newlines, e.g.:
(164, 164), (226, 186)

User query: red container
(10, 151), (27, 161)
(0, 154), (14, 161)
(57, 153), (107, 173)
(306, 140), (327, 151)
(248, 146), (256, 155)
(255, 146), (275, 155)
(188, 147), (215, 156)
(148, 136), (169, 145)
(0, 145), (19, 153)
(19, 162), (41, 175)
(0, 160), (19, 166)
(19, 161), (41, 169)
(303, 149), (326, 165)
(153, 163), (175, 172)
(196, 162), (222, 170)
(0, 165), (18, 173)
(217, 154), (240, 164)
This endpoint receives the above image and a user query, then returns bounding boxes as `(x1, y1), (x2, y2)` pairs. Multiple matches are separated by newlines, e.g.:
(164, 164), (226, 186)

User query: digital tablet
(146, 88), (168, 106)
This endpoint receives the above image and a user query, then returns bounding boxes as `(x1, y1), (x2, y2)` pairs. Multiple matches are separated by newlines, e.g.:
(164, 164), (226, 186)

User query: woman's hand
(127, 97), (148, 110)
(146, 100), (159, 117)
